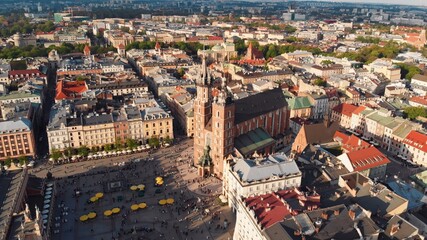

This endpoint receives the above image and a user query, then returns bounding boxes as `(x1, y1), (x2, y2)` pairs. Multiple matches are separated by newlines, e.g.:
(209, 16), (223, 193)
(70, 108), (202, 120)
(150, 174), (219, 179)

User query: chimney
(390, 223), (400, 236)
(348, 209), (355, 220)
(358, 139), (361, 146)
(334, 209), (340, 216)
(321, 211), (328, 220)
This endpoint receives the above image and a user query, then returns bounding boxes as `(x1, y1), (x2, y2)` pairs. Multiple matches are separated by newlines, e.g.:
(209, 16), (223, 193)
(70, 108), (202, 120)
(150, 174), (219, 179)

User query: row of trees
(355, 36), (381, 44)
(50, 136), (172, 161)
(403, 106), (427, 120)
(0, 43), (117, 59)
(0, 14), (55, 38)
(335, 41), (412, 64)
(125, 41), (206, 56)
(396, 63), (422, 80)
(0, 156), (29, 168)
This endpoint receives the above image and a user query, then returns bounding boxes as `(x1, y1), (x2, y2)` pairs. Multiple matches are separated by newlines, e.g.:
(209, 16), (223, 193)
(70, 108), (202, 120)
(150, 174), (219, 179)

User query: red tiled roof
(332, 103), (358, 117)
(55, 80), (88, 100)
(334, 131), (370, 152)
(347, 146), (390, 172)
(243, 189), (320, 229)
(353, 105), (366, 115)
(9, 69), (43, 76)
(403, 130), (427, 152)
(409, 96), (427, 107)
(207, 36), (223, 41)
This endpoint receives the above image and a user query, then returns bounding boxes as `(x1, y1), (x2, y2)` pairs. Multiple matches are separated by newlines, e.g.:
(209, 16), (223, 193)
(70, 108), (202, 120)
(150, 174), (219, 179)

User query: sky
(319, 0), (427, 7)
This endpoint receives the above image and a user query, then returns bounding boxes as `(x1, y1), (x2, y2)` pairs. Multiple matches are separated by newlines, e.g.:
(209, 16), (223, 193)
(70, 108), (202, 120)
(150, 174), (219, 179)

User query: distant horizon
(240, 0), (427, 7)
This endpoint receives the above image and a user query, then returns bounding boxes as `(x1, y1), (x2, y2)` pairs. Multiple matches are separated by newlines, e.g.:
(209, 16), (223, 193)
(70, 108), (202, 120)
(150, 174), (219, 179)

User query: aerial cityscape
(0, 0), (427, 240)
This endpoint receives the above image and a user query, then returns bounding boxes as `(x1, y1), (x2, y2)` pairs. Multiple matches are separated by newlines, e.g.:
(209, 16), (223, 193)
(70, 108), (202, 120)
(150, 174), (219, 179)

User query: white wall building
(223, 153), (302, 213)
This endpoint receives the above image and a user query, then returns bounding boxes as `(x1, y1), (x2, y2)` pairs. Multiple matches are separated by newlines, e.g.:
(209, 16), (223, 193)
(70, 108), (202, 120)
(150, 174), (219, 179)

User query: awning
(159, 199), (167, 205)
(131, 204), (139, 211)
(95, 193), (103, 198)
(112, 208), (120, 214)
(104, 210), (112, 216)
(80, 215), (88, 221)
(88, 212), (96, 219)
(166, 198), (174, 204)
(138, 203), (147, 209)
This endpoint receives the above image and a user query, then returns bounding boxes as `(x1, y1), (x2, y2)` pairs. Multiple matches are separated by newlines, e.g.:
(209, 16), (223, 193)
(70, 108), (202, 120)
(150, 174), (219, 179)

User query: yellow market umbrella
(159, 199), (167, 205)
(131, 204), (139, 211)
(95, 192), (104, 198)
(104, 210), (112, 216)
(112, 208), (121, 214)
(88, 212), (97, 219)
(166, 198), (174, 204)
(130, 186), (138, 191)
(80, 215), (88, 221)
(90, 196), (98, 202)
(155, 177), (163, 182)
(138, 203), (147, 209)
(157, 180), (164, 185)
(137, 184), (145, 190)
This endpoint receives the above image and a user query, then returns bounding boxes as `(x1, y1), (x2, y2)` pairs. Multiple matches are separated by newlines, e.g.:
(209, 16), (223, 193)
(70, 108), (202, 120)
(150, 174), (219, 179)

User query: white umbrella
(49, 158), (54, 162)
(44, 199), (51, 204)
(145, 144), (150, 148)
(46, 187), (53, 191)
(47, 183), (53, 187)
(87, 155), (92, 159)
(127, 150), (132, 153)
(44, 194), (52, 199)
(88, 153), (93, 157)
(42, 210), (49, 214)
(42, 214), (49, 219)
(43, 204), (50, 209)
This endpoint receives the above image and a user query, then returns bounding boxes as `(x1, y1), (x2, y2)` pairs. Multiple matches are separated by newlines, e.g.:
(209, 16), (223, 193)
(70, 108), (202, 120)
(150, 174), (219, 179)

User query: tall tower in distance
(193, 55), (213, 176)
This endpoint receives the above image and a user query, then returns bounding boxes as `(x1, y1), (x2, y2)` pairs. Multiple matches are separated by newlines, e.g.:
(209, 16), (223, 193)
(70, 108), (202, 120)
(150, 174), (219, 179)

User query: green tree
(284, 25), (297, 34)
(265, 45), (278, 59)
(103, 144), (111, 152)
(77, 146), (90, 157)
(176, 67), (185, 79)
(115, 138), (123, 150)
(18, 156), (28, 166)
(4, 157), (12, 167)
(320, 60), (335, 66)
(51, 149), (61, 161)
(126, 138), (138, 149)
(164, 136), (173, 144)
(313, 78), (327, 87)
(64, 147), (75, 157)
(396, 63), (422, 80)
(148, 136), (160, 148)
(404, 106), (427, 120)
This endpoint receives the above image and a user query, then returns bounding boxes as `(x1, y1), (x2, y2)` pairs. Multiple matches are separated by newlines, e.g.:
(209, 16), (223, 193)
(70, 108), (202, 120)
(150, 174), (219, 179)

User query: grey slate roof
(232, 153), (301, 183)
(0, 118), (32, 134)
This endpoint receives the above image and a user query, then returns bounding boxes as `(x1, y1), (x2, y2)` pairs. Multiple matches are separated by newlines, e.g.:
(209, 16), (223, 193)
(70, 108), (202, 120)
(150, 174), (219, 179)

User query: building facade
(0, 119), (35, 161)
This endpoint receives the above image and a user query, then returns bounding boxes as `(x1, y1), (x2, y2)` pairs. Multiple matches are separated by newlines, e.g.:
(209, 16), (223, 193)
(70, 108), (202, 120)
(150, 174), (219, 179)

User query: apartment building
(223, 153), (302, 213)
(364, 59), (401, 81)
(47, 101), (173, 153)
(0, 119), (35, 160)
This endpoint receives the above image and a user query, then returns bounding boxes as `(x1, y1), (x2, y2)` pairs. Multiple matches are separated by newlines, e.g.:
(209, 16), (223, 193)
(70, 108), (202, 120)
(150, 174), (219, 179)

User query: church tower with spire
(193, 55), (213, 176)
